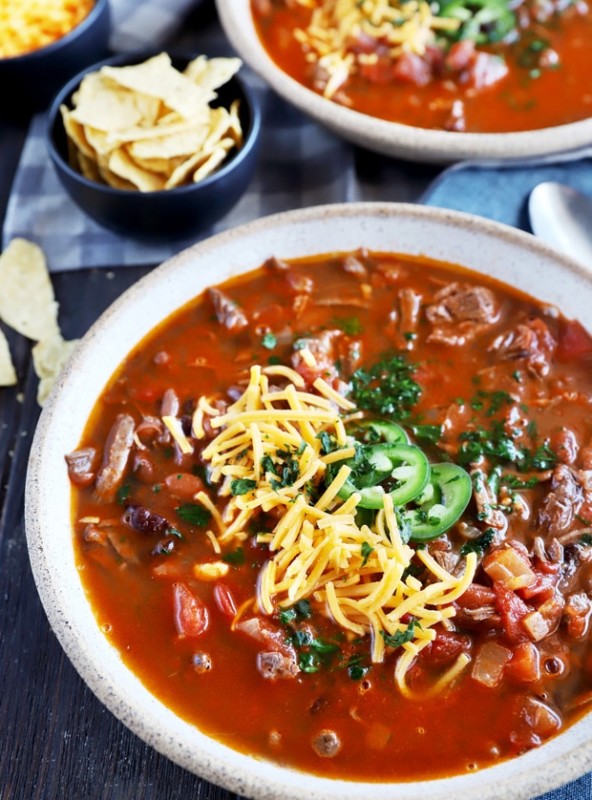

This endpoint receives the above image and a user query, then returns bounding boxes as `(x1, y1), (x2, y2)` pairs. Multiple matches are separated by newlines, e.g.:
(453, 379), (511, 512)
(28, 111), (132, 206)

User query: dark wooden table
(0, 3), (445, 799)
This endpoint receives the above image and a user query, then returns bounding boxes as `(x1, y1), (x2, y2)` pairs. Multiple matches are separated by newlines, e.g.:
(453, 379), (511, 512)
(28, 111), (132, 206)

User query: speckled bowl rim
(215, 0), (592, 164)
(25, 203), (592, 800)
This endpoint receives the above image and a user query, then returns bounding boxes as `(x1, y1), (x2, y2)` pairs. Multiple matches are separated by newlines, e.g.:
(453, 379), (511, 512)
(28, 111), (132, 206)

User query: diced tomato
(418, 630), (469, 666)
(359, 58), (394, 83)
(392, 53), (432, 86)
(506, 642), (541, 683)
(493, 582), (530, 644)
(456, 582), (497, 609)
(214, 583), (237, 617)
(173, 582), (209, 637)
(517, 571), (558, 603)
(557, 319), (592, 361)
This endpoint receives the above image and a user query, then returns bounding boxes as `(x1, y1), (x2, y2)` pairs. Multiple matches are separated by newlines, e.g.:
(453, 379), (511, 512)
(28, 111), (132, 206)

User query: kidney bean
(123, 505), (169, 535)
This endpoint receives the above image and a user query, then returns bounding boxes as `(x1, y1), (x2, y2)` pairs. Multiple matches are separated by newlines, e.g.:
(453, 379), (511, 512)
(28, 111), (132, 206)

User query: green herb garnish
(176, 503), (211, 527)
(460, 527), (495, 556)
(230, 478), (257, 496)
(381, 618), (421, 648)
(222, 546), (245, 566)
(350, 355), (421, 419)
(261, 332), (277, 350)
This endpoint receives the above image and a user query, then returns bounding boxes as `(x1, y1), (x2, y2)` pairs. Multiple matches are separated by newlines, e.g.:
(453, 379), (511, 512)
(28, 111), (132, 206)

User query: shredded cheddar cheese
(292, 0), (460, 98)
(195, 365), (476, 695)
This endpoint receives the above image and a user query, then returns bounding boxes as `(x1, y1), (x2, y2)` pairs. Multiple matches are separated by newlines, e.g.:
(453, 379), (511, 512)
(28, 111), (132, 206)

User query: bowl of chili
(26, 203), (592, 798)
(216, 0), (592, 163)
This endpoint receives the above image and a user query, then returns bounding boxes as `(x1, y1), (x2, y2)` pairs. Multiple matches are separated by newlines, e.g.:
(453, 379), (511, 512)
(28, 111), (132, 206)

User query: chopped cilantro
(580, 533), (592, 546)
(410, 424), (442, 445)
(222, 547), (245, 566)
(316, 430), (337, 455)
(530, 443), (556, 471)
(116, 484), (131, 505)
(350, 355), (421, 420)
(333, 316), (362, 336)
(152, 484), (162, 494)
(289, 630), (339, 673)
(460, 528), (495, 556)
(348, 662), (370, 680)
(167, 527), (183, 539)
(261, 332), (277, 350)
(502, 474), (541, 489)
(267, 355), (282, 365)
(458, 422), (556, 472)
(261, 445), (303, 491)
(299, 652), (320, 673)
(381, 619), (421, 648)
(176, 503), (211, 527)
(470, 389), (513, 417)
(402, 563), (422, 581)
(360, 541), (374, 567)
(230, 478), (257, 496)
(279, 599), (312, 625)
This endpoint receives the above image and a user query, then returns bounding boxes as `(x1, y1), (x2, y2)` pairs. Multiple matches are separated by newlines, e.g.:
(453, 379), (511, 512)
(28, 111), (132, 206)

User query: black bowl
(46, 52), (262, 242)
(0, 0), (110, 119)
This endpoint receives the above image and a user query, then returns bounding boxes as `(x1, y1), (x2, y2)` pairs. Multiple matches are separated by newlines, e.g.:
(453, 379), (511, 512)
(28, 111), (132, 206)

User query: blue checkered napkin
(108, 0), (203, 51)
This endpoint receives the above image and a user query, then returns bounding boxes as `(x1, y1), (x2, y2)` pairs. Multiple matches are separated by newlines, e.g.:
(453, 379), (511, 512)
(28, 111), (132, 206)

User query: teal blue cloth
(421, 157), (592, 233)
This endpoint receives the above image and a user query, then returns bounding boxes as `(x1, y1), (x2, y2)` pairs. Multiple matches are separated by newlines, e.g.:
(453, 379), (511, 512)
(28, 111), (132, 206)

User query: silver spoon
(528, 182), (592, 268)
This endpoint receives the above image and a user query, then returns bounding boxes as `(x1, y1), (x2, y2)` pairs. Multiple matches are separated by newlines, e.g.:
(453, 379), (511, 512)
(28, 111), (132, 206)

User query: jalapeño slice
(339, 443), (430, 510)
(347, 419), (409, 446)
(402, 462), (472, 541)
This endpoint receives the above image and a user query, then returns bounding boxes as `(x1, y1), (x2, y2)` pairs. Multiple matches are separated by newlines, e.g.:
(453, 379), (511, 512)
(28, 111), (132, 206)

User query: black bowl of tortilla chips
(46, 51), (261, 241)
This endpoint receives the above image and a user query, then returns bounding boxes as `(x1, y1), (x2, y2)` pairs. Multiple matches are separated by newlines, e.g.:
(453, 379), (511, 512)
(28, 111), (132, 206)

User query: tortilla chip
(0, 329), (16, 387)
(108, 148), (166, 192)
(129, 154), (185, 176)
(77, 151), (102, 182)
(83, 126), (115, 157)
(0, 239), (59, 341)
(128, 126), (210, 161)
(32, 333), (78, 406)
(61, 106), (95, 159)
(184, 56), (242, 92)
(193, 141), (235, 183)
(69, 73), (146, 132)
(102, 53), (216, 120)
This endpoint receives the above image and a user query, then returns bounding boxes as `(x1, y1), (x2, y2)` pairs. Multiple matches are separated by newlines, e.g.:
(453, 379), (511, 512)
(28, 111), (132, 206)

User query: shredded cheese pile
(193, 363), (476, 695)
(292, 0), (460, 98)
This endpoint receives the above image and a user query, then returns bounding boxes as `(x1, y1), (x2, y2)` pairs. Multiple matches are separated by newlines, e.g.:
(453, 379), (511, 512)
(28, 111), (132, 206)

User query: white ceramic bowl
(216, 0), (592, 164)
(26, 203), (592, 800)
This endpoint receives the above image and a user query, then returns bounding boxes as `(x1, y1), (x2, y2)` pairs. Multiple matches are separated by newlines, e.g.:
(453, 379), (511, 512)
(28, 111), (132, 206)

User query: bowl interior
(215, 0), (592, 163)
(26, 203), (592, 800)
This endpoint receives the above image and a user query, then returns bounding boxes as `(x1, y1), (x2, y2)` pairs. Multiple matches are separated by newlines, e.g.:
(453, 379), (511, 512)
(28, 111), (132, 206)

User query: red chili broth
(251, 3), (592, 133)
(72, 252), (592, 781)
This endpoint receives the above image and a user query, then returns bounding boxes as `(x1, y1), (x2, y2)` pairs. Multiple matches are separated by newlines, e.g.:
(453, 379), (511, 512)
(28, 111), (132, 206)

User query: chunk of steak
(489, 318), (556, 378)
(426, 283), (499, 345)
(539, 465), (583, 534)
(94, 414), (135, 502)
(208, 288), (248, 332)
